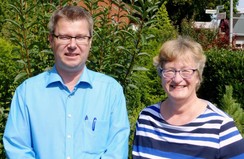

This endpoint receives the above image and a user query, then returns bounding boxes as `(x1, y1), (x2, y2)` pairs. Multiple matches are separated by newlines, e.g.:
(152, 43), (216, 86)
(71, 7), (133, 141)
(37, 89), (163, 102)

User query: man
(3, 5), (130, 159)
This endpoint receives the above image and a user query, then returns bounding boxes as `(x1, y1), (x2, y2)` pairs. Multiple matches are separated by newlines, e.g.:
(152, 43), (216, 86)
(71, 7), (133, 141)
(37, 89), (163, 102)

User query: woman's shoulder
(138, 102), (162, 119)
(142, 102), (161, 112)
(204, 100), (234, 122)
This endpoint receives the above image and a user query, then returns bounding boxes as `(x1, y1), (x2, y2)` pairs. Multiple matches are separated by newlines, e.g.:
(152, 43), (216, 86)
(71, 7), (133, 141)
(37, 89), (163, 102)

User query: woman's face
(161, 54), (200, 102)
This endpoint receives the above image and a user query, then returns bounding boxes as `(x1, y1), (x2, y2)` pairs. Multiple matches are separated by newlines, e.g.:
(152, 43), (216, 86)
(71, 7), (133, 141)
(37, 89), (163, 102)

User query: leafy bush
(0, 107), (7, 158)
(0, 38), (19, 159)
(198, 49), (244, 108)
(2, 0), (55, 81)
(180, 18), (231, 50)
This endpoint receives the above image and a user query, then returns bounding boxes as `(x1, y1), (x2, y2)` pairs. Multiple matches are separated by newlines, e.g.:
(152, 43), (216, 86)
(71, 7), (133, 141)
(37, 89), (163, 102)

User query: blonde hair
(154, 36), (206, 89)
(48, 5), (93, 37)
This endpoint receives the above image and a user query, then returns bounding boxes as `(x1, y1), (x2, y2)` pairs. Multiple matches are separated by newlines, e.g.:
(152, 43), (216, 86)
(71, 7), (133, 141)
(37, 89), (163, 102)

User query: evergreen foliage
(220, 85), (244, 136)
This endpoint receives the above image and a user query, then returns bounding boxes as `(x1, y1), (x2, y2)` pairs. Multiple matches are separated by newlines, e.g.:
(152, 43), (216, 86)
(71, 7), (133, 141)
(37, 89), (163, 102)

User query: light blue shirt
(3, 66), (130, 159)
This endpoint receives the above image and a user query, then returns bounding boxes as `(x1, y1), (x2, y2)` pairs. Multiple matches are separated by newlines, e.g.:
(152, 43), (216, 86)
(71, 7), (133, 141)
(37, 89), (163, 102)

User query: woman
(132, 36), (244, 159)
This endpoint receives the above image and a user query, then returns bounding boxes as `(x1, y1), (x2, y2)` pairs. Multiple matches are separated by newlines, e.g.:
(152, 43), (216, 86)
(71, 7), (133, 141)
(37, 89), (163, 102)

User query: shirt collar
(46, 65), (92, 88)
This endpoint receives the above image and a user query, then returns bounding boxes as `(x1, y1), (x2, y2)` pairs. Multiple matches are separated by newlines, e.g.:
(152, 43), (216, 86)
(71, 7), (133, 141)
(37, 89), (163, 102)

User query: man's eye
(59, 36), (70, 40)
(76, 36), (86, 40)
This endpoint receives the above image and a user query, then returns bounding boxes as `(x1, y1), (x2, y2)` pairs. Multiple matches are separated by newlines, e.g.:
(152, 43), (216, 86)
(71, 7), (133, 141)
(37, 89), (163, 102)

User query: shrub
(180, 18), (231, 50)
(0, 38), (19, 158)
(198, 49), (244, 108)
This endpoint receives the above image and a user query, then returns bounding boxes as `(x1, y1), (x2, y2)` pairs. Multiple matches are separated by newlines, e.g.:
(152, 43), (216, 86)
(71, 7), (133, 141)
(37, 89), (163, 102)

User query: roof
(233, 13), (244, 35)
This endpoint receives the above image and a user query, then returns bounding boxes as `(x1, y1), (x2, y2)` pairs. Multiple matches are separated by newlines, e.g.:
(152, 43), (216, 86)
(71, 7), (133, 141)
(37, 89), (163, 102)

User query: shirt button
(67, 135), (71, 139)
(68, 114), (72, 118)
(67, 156), (71, 159)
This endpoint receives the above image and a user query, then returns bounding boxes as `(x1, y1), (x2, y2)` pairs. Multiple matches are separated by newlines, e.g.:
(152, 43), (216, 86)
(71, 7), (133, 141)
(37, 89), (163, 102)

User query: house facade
(233, 13), (244, 48)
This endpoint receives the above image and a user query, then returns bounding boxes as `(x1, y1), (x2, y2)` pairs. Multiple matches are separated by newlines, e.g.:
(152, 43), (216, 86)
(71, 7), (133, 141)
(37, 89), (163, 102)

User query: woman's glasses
(159, 67), (197, 79)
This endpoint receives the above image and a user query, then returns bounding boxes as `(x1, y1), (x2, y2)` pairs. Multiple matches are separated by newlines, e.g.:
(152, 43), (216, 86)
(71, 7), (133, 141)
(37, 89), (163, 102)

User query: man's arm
(101, 85), (130, 159)
(3, 84), (36, 159)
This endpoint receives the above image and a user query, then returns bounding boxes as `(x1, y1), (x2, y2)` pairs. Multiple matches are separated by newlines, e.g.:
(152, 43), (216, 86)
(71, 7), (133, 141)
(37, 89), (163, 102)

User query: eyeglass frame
(159, 66), (198, 79)
(52, 34), (92, 45)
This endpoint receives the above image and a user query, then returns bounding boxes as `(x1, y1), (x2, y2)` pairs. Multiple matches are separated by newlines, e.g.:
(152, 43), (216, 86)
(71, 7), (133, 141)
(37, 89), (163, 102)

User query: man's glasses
(159, 67), (197, 79)
(52, 34), (91, 45)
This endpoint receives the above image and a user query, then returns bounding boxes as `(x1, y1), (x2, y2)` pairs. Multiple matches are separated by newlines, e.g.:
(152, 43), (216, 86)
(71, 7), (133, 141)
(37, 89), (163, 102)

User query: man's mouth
(65, 53), (78, 56)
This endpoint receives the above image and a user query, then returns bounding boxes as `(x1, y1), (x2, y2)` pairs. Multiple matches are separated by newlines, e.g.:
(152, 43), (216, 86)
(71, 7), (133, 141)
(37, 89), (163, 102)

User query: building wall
(78, 0), (130, 25)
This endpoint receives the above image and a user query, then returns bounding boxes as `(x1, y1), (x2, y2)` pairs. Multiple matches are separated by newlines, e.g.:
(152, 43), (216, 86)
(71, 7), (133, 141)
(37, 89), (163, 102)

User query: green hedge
(198, 49), (244, 108)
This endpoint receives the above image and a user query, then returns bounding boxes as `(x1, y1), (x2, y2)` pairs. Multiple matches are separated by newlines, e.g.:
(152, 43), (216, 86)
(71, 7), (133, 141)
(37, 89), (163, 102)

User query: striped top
(132, 101), (244, 159)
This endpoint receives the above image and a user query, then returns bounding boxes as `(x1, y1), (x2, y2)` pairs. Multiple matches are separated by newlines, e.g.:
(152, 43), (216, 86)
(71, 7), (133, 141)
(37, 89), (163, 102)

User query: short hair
(153, 36), (206, 90)
(48, 5), (93, 36)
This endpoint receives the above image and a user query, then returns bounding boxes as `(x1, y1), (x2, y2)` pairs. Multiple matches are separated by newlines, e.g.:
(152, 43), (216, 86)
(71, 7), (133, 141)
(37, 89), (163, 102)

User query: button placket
(65, 94), (74, 159)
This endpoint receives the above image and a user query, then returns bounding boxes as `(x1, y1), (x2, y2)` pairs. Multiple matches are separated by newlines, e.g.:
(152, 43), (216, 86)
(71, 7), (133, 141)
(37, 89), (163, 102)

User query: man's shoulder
(87, 69), (121, 86)
(18, 71), (49, 88)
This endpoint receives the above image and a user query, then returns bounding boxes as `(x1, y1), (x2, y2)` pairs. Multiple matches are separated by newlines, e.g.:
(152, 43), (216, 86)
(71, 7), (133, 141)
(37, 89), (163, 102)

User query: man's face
(49, 18), (92, 74)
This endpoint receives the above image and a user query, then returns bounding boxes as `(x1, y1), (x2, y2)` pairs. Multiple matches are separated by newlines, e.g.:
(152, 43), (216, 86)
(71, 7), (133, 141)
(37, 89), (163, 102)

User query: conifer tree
(220, 85), (244, 136)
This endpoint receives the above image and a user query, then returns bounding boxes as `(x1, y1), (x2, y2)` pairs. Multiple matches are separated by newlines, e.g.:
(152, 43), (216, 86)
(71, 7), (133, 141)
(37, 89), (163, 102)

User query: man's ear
(89, 37), (92, 47)
(49, 34), (53, 42)
(48, 34), (54, 48)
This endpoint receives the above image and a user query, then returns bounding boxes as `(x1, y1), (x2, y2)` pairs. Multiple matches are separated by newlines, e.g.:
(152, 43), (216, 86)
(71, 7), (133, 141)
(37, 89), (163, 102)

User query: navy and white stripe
(132, 102), (244, 159)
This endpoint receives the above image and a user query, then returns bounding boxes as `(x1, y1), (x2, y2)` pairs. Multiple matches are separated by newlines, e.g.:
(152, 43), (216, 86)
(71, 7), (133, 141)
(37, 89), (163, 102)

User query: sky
(237, 0), (244, 12)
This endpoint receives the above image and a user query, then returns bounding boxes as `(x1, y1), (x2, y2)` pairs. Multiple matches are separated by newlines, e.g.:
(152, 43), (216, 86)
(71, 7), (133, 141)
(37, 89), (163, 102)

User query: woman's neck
(160, 97), (207, 125)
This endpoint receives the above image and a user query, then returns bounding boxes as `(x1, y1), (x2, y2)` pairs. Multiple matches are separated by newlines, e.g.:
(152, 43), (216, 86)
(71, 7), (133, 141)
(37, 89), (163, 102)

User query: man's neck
(57, 67), (84, 91)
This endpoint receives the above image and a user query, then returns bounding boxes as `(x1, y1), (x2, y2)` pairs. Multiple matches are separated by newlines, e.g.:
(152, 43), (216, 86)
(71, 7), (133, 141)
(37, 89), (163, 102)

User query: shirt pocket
(82, 119), (109, 152)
